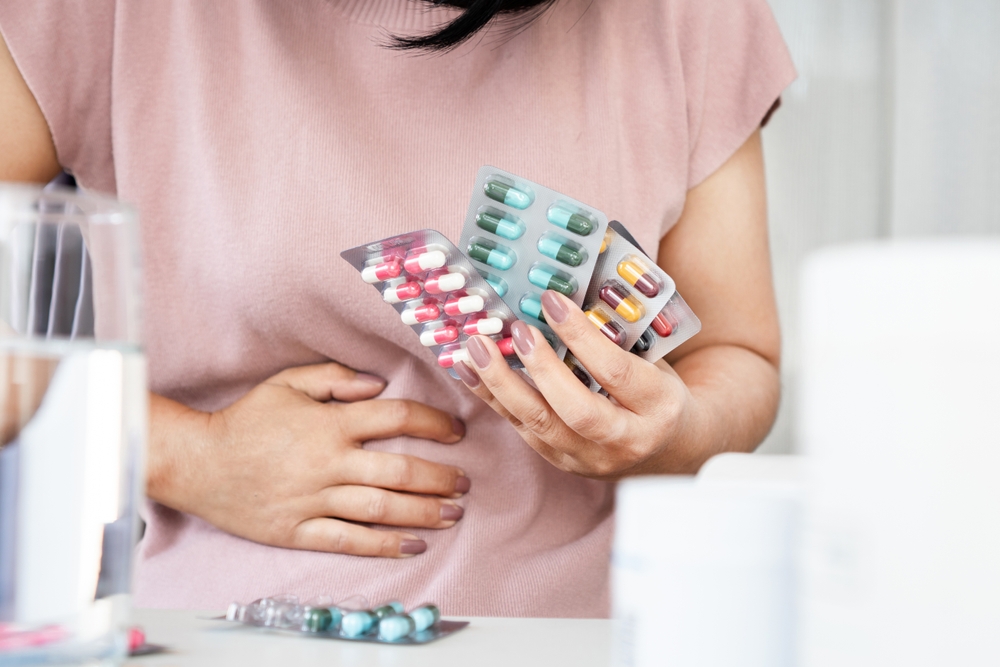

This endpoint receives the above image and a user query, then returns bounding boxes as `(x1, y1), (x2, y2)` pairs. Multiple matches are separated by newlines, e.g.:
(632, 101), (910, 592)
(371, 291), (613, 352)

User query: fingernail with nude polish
(355, 373), (386, 387)
(467, 336), (491, 370)
(511, 321), (535, 356)
(541, 291), (569, 324)
(400, 539), (427, 555)
(440, 504), (464, 522)
(451, 417), (466, 438)
(454, 476), (472, 494)
(454, 361), (480, 388)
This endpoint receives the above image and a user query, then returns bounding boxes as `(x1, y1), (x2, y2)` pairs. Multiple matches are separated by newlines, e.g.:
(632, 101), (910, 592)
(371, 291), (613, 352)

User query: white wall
(759, 0), (1000, 453)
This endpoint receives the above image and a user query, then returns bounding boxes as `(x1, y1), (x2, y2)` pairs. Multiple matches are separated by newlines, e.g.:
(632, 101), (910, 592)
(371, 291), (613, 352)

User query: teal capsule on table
(468, 241), (516, 271)
(409, 604), (441, 633)
(476, 210), (525, 240)
(484, 179), (532, 209)
(519, 294), (546, 323)
(537, 237), (584, 267)
(528, 266), (576, 297)
(547, 205), (596, 236)
(378, 615), (417, 642)
(300, 607), (333, 633)
(340, 610), (378, 638)
(373, 602), (405, 619)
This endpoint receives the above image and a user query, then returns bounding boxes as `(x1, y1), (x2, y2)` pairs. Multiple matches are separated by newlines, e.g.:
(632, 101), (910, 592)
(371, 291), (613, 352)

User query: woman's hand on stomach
(148, 362), (469, 558)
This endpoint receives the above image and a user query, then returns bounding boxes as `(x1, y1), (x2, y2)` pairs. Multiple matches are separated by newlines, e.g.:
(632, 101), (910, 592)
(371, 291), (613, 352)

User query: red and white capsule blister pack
(341, 230), (523, 378)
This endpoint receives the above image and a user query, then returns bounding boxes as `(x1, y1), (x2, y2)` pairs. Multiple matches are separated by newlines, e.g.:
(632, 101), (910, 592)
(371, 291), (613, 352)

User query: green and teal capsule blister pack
(458, 166), (610, 358)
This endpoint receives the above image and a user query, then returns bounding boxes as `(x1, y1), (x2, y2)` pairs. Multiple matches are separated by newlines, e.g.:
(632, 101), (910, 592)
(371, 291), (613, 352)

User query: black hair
(390, 0), (557, 52)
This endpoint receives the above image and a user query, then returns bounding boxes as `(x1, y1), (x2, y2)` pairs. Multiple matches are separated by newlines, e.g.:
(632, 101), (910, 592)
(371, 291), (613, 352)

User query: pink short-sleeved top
(0, 0), (795, 616)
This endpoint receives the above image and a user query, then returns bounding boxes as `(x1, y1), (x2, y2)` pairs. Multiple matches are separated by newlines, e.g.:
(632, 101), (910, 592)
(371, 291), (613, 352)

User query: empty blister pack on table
(459, 166), (609, 358)
(222, 595), (467, 645)
(341, 230), (524, 376)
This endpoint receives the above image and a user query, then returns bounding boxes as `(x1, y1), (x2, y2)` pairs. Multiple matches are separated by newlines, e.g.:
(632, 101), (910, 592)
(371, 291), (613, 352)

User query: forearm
(642, 344), (780, 475)
(147, 392), (211, 512)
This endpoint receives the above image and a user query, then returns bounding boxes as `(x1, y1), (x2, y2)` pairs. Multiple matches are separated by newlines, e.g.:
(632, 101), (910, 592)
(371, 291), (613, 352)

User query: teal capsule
(537, 237), (584, 267)
(476, 210), (525, 241)
(409, 605), (441, 633)
(340, 610), (377, 637)
(373, 602), (405, 619)
(300, 607), (333, 632)
(479, 271), (509, 297)
(547, 206), (596, 236)
(378, 614), (417, 642)
(468, 241), (515, 271)
(519, 295), (546, 323)
(528, 266), (576, 297)
(484, 180), (532, 209)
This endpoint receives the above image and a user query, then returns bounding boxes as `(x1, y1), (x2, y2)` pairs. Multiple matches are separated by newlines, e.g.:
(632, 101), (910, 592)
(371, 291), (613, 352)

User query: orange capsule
(585, 309), (626, 346)
(599, 283), (645, 323)
(617, 257), (663, 298)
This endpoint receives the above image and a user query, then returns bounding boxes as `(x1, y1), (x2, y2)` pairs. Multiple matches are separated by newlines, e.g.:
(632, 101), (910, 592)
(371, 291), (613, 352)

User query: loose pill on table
(617, 257), (663, 298)
(401, 303), (441, 325)
(424, 271), (467, 294)
(361, 260), (402, 284)
(586, 309), (626, 346)
(383, 281), (423, 304)
(464, 316), (504, 336)
(484, 179), (532, 209)
(468, 241), (516, 271)
(403, 250), (447, 274)
(651, 309), (678, 337)
(547, 205), (595, 236)
(409, 604), (441, 633)
(444, 293), (485, 316)
(631, 328), (655, 353)
(300, 607), (333, 633)
(378, 614), (417, 642)
(340, 611), (377, 638)
(476, 210), (525, 240)
(599, 284), (645, 323)
(528, 266), (576, 297)
(537, 237), (584, 267)
(519, 294), (546, 323)
(420, 326), (459, 347)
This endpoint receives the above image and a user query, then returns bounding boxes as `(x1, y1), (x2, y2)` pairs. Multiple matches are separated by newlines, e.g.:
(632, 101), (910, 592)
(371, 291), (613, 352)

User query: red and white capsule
(463, 316), (504, 336)
(420, 325), (459, 347)
(403, 250), (448, 274)
(383, 280), (423, 304)
(651, 309), (678, 337)
(424, 271), (467, 295)
(438, 347), (471, 368)
(496, 337), (516, 357)
(444, 293), (485, 316)
(361, 259), (403, 284)
(400, 302), (441, 325)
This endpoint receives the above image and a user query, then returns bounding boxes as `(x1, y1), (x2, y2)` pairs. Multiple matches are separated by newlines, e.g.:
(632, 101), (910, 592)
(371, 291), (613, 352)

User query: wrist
(147, 393), (212, 512)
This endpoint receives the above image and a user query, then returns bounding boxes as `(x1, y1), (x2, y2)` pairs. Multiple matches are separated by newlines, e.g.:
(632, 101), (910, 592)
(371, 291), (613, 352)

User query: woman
(0, 0), (795, 616)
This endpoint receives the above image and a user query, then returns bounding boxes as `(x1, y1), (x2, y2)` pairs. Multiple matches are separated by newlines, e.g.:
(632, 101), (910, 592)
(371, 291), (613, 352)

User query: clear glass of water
(0, 182), (145, 666)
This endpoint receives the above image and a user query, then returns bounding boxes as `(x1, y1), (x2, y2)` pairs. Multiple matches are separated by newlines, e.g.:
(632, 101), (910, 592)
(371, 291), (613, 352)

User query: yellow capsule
(585, 309), (626, 346)
(599, 283), (645, 323)
(616, 256), (663, 298)
(599, 228), (614, 254)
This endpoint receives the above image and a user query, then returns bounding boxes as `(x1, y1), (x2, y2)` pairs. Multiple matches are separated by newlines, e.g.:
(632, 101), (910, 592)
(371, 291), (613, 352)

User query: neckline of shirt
(332, 0), (461, 30)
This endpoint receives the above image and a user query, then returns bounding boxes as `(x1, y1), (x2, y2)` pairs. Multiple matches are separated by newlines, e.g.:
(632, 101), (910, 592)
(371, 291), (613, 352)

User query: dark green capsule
(537, 237), (584, 267)
(476, 210), (525, 240)
(519, 295), (546, 323)
(301, 607), (334, 632)
(528, 266), (576, 297)
(547, 206), (596, 236)
(484, 180), (532, 209)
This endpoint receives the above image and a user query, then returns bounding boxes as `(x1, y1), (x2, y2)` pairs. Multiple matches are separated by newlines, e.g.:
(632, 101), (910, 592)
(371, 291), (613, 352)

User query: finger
(268, 362), (386, 402)
(318, 486), (464, 529)
(292, 518), (427, 558)
(338, 399), (465, 444)
(540, 290), (662, 413)
(464, 334), (589, 454)
(340, 450), (471, 499)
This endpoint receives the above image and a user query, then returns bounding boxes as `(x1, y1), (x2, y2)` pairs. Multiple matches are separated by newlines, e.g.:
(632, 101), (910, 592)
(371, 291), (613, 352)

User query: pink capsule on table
(463, 316), (504, 336)
(438, 348), (471, 368)
(401, 302), (441, 325)
(404, 250), (448, 274)
(361, 259), (402, 284)
(424, 271), (467, 295)
(383, 280), (423, 304)
(420, 326), (459, 347)
(444, 293), (485, 316)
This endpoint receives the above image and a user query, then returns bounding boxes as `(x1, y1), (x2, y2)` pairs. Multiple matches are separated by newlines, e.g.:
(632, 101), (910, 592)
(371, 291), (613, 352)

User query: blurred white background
(759, 0), (1000, 454)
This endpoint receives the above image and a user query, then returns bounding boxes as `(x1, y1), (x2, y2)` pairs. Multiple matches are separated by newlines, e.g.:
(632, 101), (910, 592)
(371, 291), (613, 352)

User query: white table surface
(126, 610), (613, 667)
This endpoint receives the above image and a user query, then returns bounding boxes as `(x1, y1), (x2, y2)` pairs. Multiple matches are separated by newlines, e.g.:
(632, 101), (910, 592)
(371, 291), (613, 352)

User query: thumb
(268, 363), (386, 403)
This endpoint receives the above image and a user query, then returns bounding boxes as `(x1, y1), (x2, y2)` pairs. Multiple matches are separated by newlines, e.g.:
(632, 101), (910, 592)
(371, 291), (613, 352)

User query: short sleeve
(677, 0), (796, 189)
(0, 1), (117, 194)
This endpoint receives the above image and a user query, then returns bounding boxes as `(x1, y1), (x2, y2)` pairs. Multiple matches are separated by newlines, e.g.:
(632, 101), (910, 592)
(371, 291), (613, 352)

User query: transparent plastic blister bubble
(634, 291), (702, 363)
(459, 166), (610, 358)
(341, 230), (523, 378)
(221, 595), (465, 645)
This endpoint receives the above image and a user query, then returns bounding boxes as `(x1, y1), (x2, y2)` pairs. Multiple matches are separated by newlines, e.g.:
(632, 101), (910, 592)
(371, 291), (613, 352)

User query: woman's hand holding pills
(455, 290), (704, 479)
(147, 362), (469, 557)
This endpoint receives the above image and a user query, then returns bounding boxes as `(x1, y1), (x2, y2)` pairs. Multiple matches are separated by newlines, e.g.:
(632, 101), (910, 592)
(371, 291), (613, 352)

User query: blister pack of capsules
(458, 166), (610, 358)
(222, 595), (467, 645)
(341, 230), (524, 375)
